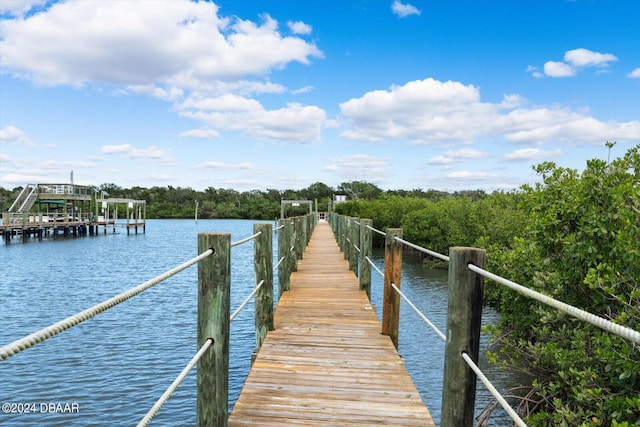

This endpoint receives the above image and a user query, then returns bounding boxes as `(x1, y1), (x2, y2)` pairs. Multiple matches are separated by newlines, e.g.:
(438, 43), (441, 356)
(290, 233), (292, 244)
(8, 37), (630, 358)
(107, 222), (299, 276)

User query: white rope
(366, 224), (386, 236)
(137, 338), (213, 427)
(390, 283), (446, 342)
(393, 236), (450, 262)
(273, 224), (284, 231)
(366, 256), (384, 277)
(461, 352), (527, 427)
(274, 256), (285, 270)
(230, 280), (265, 322)
(0, 249), (214, 361)
(231, 231), (261, 247)
(468, 264), (640, 345)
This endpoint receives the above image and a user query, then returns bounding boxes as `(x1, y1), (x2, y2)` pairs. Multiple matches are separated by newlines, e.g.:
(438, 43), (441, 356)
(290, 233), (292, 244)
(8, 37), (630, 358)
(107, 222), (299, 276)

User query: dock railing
(0, 213), (316, 427)
(330, 213), (640, 427)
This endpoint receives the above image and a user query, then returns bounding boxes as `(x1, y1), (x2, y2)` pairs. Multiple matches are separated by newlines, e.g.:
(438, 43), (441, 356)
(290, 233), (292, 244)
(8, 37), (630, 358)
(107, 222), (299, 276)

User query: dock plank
(228, 221), (434, 426)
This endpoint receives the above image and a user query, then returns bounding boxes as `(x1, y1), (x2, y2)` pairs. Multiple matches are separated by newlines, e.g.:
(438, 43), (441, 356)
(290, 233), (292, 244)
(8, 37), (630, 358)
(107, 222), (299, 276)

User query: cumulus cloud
(324, 154), (388, 183)
(287, 20), (312, 35)
(195, 161), (253, 170)
(179, 128), (221, 139)
(0, 1), (325, 144)
(0, 1), (322, 86)
(0, 125), (35, 146)
(0, 0), (47, 17)
(428, 149), (490, 165)
(503, 148), (563, 162)
(339, 77), (640, 145)
(533, 48), (618, 78)
(543, 61), (576, 77)
(391, 1), (421, 17)
(628, 68), (640, 78)
(101, 144), (174, 162)
(179, 98), (326, 142)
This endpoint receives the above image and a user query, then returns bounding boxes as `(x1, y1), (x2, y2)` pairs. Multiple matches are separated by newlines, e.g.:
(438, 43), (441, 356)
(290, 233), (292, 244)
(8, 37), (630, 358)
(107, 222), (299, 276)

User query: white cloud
(0, 125), (35, 146)
(101, 144), (174, 162)
(324, 154), (388, 183)
(195, 161), (254, 170)
(179, 128), (221, 139)
(628, 68), (640, 78)
(339, 77), (640, 145)
(564, 48), (617, 68)
(428, 149), (490, 165)
(0, 0), (47, 17)
(0, 1), (323, 86)
(503, 148), (563, 162)
(391, 1), (421, 18)
(180, 101), (326, 143)
(537, 48), (617, 78)
(287, 20), (312, 35)
(543, 61), (576, 77)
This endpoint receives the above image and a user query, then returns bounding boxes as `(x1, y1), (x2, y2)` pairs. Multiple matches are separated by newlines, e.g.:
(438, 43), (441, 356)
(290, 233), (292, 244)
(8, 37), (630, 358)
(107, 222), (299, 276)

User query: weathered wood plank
(228, 221), (434, 426)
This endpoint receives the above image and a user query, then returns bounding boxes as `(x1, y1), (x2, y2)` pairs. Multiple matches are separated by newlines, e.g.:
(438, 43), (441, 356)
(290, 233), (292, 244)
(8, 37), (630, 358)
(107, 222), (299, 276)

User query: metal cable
(0, 249), (214, 361)
(461, 352), (527, 427)
(231, 231), (262, 247)
(390, 283), (446, 342)
(467, 264), (640, 345)
(393, 236), (449, 262)
(230, 280), (265, 322)
(137, 338), (213, 427)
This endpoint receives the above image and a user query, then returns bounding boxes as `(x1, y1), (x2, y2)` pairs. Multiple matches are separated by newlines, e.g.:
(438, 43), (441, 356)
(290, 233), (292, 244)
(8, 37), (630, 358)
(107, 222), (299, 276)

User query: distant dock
(1, 183), (146, 243)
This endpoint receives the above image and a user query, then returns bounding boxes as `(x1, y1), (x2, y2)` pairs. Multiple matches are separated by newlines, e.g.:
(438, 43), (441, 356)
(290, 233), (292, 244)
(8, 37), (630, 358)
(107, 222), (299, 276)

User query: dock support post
(197, 233), (230, 427)
(278, 219), (292, 294)
(359, 219), (372, 301)
(441, 247), (486, 427)
(348, 217), (359, 274)
(382, 228), (402, 350)
(254, 223), (274, 358)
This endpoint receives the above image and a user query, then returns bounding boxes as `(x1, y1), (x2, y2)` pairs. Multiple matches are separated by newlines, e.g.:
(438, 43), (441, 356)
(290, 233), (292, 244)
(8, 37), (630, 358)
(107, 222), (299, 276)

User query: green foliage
(486, 145), (640, 426)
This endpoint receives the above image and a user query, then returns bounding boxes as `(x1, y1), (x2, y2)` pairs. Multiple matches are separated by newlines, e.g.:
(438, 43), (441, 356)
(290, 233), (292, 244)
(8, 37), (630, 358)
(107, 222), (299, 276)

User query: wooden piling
(253, 223), (274, 354)
(382, 228), (403, 350)
(197, 233), (230, 427)
(359, 218), (372, 300)
(441, 247), (486, 427)
(278, 219), (292, 295)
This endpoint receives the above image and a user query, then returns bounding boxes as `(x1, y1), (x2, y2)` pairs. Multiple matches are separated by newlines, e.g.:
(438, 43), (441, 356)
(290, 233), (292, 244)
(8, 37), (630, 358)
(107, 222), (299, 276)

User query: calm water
(1, 219), (522, 426)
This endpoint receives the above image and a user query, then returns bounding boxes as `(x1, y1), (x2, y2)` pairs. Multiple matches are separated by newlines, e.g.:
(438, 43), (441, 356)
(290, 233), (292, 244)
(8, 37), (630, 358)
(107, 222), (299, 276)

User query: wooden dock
(228, 221), (435, 426)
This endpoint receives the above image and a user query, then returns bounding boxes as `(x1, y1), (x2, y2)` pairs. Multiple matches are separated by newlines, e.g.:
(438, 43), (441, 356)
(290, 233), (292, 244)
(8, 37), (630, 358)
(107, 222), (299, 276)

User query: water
(1, 219), (524, 426)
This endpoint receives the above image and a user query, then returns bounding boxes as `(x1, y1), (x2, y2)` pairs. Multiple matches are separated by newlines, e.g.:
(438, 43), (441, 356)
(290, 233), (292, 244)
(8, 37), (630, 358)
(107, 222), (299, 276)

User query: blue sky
(1, 0), (639, 192)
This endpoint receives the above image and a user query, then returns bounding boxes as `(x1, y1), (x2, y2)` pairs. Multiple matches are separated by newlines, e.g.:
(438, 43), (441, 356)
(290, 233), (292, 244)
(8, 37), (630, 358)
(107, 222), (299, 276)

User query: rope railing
(0, 249), (214, 361)
(3, 215), (315, 427)
(467, 263), (640, 345)
(331, 212), (640, 427)
(141, 221), (294, 426)
(231, 230), (262, 247)
(390, 283), (446, 342)
(231, 279), (265, 322)
(366, 224), (386, 236)
(461, 352), (527, 427)
(137, 338), (213, 427)
(393, 235), (450, 262)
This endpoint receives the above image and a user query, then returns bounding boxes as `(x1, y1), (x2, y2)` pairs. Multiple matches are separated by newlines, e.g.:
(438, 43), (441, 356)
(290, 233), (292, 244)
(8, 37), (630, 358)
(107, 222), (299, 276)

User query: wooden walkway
(228, 221), (435, 426)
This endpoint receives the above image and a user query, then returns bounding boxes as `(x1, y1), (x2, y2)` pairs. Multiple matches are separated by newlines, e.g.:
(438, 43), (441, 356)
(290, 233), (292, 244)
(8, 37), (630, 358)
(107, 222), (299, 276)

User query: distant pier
(1, 183), (146, 244)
